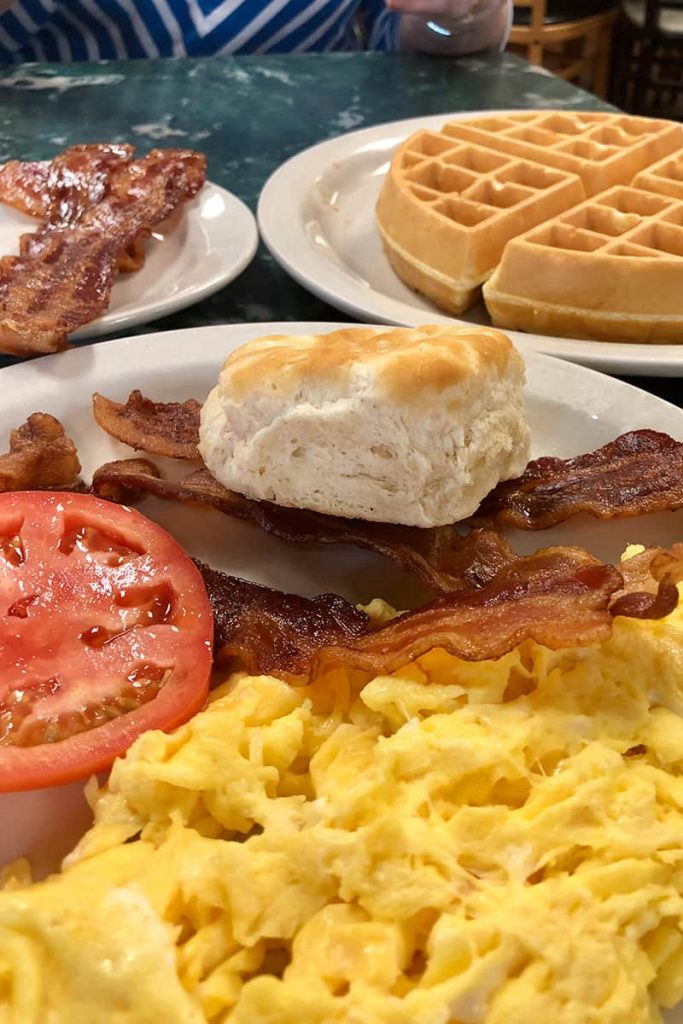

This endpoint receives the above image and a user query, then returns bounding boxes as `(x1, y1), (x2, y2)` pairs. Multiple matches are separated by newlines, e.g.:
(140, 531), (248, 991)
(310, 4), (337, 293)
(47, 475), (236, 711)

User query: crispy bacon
(0, 413), (81, 491)
(20, 225), (149, 276)
(92, 391), (201, 460)
(610, 580), (679, 619)
(0, 160), (53, 219)
(90, 458), (514, 593)
(313, 550), (623, 677)
(0, 148), (206, 356)
(2, 411), (675, 679)
(197, 562), (369, 679)
(0, 144), (146, 276)
(609, 544), (683, 619)
(115, 235), (147, 274)
(618, 544), (683, 591)
(477, 430), (683, 530)
(0, 144), (134, 222)
(198, 548), (678, 681)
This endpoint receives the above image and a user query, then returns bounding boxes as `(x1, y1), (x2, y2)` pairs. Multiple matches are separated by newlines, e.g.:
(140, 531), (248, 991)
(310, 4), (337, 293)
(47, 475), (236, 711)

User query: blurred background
(508, 0), (682, 117)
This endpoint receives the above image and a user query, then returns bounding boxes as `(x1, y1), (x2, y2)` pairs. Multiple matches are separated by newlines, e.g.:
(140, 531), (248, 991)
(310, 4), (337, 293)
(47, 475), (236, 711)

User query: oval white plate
(258, 112), (683, 377)
(0, 181), (258, 341)
(2, 323), (683, 1024)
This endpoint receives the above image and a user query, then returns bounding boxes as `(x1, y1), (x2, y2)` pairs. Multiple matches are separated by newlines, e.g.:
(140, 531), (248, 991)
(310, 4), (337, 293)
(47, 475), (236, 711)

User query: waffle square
(633, 149), (683, 201)
(376, 130), (585, 315)
(376, 111), (683, 336)
(483, 184), (683, 343)
(440, 112), (682, 197)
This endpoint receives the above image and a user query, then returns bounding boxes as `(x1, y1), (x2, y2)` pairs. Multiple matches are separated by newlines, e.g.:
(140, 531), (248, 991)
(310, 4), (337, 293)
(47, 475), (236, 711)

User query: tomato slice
(0, 491), (213, 792)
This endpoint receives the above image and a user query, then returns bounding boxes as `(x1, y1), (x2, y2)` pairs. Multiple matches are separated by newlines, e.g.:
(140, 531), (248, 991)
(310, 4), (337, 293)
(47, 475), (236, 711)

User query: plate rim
(257, 110), (683, 378)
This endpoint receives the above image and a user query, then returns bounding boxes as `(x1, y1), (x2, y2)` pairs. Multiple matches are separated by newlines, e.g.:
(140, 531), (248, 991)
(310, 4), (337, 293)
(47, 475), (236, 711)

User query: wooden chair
(509, 0), (618, 98)
(609, 0), (683, 117)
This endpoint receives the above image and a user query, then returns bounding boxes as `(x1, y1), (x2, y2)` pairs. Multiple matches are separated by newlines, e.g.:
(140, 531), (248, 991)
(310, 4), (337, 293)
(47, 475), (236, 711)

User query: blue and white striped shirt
(0, 0), (401, 62)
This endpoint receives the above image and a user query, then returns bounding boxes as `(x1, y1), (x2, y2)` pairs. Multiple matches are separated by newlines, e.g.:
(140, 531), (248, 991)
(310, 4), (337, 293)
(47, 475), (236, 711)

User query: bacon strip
(618, 544), (683, 592)
(477, 430), (683, 530)
(0, 143), (134, 222)
(89, 393), (683, 542)
(2, 417), (672, 678)
(0, 148), (206, 356)
(610, 580), (679, 620)
(314, 550), (623, 677)
(196, 562), (369, 680)
(199, 548), (677, 681)
(0, 413), (81, 491)
(0, 160), (53, 219)
(0, 144), (145, 273)
(92, 392), (201, 460)
(610, 544), (683, 619)
(91, 458), (514, 593)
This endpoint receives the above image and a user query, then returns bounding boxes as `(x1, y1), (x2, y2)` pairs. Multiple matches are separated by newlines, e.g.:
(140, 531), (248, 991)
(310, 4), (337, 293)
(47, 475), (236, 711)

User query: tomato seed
(0, 534), (25, 567)
(127, 663), (168, 685)
(59, 524), (142, 565)
(115, 583), (176, 625)
(7, 593), (39, 618)
(79, 624), (119, 648)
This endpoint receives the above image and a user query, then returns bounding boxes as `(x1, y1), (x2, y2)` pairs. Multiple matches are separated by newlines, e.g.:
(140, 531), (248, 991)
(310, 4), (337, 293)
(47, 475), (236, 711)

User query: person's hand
(386, 0), (484, 19)
(389, 0), (510, 54)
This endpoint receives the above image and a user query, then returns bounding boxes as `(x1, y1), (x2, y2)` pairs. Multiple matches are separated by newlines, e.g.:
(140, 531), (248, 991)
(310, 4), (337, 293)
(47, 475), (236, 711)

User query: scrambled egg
(3, 570), (683, 1023)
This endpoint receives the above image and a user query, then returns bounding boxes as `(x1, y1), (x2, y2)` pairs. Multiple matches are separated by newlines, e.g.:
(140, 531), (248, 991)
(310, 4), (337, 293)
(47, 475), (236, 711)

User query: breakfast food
(377, 111), (683, 341)
(0, 145), (207, 356)
(0, 142), (135, 221)
(90, 410), (683, 596)
(0, 490), (213, 791)
(376, 129), (585, 314)
(0, 412), (81, 491)
(478, 428), (683, 528)
(92, 390), (201, 460)
(3, 379), (683, 1020)
(199, 325), (531, 527)
(199, 562), (372, 677)
(2, 559), (683, 1023)
(90, 457), (516, 593)
(440, 111), (682, 197)
(483, 183), (683, 343)
(202, 549), (676, 678)
(1, 142), (152, 275)
(630, 147), (683, 201)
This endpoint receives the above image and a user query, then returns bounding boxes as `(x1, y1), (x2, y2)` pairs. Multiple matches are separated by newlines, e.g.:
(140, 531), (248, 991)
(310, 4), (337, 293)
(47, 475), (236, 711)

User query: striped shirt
(0, 1), (401, 62)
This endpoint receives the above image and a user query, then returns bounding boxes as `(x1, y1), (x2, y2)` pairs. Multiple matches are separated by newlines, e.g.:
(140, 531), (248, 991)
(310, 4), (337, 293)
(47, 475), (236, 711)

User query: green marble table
(0, 52), (676, 403)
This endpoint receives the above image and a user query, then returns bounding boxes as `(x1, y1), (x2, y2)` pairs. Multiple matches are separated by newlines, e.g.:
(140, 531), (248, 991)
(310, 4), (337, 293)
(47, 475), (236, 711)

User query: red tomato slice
(0, 491), (213, 792)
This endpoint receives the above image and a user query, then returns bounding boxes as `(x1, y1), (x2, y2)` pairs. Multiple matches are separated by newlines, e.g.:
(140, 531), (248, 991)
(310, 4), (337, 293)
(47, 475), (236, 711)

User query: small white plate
(2, 323), (683, 1024)
(0, 181), (258, 340)
(258, 113), (683, 377)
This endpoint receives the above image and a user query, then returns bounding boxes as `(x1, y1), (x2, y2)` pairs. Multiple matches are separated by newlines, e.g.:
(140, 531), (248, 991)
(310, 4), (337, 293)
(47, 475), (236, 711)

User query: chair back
(643, 0), (683, 33)
(513, 0), (547, 34)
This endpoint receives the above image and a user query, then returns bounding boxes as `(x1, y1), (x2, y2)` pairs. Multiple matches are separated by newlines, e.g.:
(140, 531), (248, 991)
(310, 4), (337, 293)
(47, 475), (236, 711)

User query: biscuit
(199, 325), (530, 527)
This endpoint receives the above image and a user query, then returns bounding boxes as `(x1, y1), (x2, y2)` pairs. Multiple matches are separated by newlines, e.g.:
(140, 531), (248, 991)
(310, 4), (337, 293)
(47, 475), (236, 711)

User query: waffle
(483, 184), (683, 343)
(376, 131), (585, 315)
(633, 148), (683, 201)
(440, 111), (682, 197)
(376, 110), (683, 333)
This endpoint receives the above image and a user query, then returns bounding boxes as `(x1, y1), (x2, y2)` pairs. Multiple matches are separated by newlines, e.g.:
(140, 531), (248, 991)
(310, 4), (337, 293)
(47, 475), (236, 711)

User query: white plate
(2, 323), (683, 1024)
(258, 113), (683, 377)
(0, 181), (258, 340)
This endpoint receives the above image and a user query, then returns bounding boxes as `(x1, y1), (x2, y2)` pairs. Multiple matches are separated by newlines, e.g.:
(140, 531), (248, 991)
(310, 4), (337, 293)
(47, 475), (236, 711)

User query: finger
(387, 0), (477, 16)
